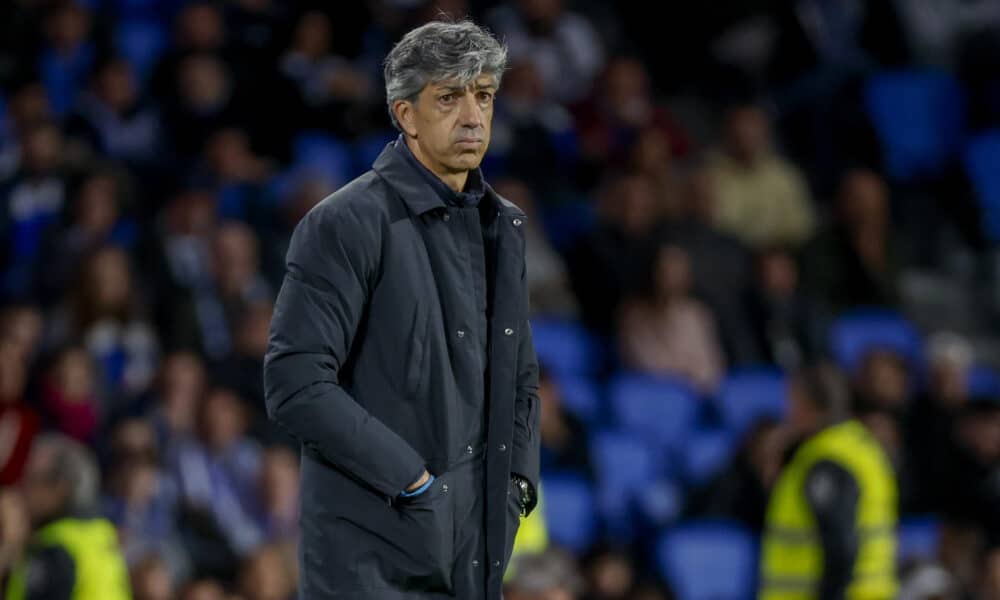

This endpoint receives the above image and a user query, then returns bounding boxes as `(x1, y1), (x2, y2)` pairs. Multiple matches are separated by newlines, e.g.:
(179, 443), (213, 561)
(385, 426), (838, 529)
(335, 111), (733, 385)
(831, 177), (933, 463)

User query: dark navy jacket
(264, 141), (540, 599)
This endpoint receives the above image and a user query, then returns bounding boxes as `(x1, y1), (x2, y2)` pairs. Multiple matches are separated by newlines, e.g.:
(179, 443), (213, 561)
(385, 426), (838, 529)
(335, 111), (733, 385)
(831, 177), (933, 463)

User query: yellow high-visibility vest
(760, 420), (898, 600)
(5, 517), (132, 600)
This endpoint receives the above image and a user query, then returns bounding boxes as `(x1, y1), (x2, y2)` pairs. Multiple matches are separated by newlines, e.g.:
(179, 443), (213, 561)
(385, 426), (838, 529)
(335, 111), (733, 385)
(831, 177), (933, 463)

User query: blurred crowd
(1, 0), (1000, 599)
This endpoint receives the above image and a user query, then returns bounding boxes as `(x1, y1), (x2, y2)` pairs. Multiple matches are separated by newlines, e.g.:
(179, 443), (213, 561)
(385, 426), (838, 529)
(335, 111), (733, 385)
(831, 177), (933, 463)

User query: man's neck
(406, 137), (468, 192)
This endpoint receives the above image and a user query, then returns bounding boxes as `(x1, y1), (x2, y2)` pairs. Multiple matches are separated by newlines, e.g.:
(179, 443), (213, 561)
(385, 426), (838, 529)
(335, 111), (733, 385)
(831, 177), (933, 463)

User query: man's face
(398, 74), (496, 176)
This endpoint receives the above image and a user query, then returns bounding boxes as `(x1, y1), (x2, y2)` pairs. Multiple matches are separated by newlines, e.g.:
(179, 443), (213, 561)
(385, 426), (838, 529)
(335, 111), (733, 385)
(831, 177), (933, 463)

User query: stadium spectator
(568, 172), (665, 335)
(800, 168), (904, 311)
(746, 246), (828, 370)
(0, 339), (39, 485)
(66, 57), (165, 169)
(707, 102), (816, 249)
(488, 0), (605, 104)
(618, 243), (725, 392)
(685, 418), (790, 531)
(538, 364), (591, 475)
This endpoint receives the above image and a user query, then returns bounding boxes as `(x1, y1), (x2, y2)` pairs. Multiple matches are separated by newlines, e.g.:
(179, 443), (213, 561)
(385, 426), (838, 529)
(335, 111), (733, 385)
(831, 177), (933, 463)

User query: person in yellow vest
(760, 364), (898, 600)
(2, 433), (132, 600)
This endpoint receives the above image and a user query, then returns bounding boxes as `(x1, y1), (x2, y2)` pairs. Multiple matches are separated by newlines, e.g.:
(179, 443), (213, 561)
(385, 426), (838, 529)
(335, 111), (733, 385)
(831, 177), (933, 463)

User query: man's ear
(393, 100), (418, 138)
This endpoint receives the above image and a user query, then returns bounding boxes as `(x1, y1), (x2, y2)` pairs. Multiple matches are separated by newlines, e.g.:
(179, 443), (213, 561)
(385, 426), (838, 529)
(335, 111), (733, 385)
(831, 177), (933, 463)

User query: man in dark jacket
(264, 20), (541, 600)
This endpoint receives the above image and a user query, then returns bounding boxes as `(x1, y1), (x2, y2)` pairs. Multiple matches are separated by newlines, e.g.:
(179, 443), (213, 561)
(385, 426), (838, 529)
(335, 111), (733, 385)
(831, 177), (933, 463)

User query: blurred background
(0, 0), (999, 599)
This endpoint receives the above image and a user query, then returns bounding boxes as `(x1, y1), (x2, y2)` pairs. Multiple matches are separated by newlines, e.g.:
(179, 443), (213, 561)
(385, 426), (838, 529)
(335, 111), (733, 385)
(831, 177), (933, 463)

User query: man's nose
(457, 94), (483, 128)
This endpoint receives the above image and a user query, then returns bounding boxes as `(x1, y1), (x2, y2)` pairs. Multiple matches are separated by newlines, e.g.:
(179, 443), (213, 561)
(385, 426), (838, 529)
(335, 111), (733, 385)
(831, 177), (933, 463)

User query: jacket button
(512, 218), (522, 227)
(441, 484), (449, 493)
(472, 560), (479, 568)
(466, 445), (474, 454)
(504, 328), (514, 336)
(492, 560), (501, 568)
(498, 443), (507, 452)
(443, 213), (451, 221)
(456, 330), (465, 338)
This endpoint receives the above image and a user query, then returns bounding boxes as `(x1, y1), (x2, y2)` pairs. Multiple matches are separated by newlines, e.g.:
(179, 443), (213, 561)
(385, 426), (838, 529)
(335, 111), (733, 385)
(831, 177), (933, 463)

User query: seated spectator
(493, 179), (578, 318)
(852, 348), (911, 415)
(236, 543), (297, 600)
(198, 127), (275, 228)
(627, 128), (684, 219)
(937, 399), (1000, 538)
(567, 172), (666, 335)
(212, 300), (273, 432)
(170, 387), (264, 557)
(661, 162), (760, 366)
(66, 57), (164, 169)
(582, 546), (635, 600)
(0, 303), (44, 362)
(0, 120), (70, 300)
(47, 245), (159, 402)
(908, 332), (976, 510)
(0, 340), (39, 485)
(618, 243), (725, 392)
(147, 352), (207, 452)
(488, 0), (605, 104)
(256, 444), (300, 545)
(489, 60), (578, 195)
(0, 82), (53, 182)
(279, 9), (374, 133)
(706, 102), (816, 249)
(39, 346), (100, 443)
(162, 53), (247, 162)
(800, 168), (905, 311)
(506, 548), (586, 600)
(102, 430), (183, 573)
(575, 57), (690, 179)
(685, 418), (790, 531)
(538, 365), (591, 475)
(36, 170), (135, 301)
(156, 220), (271, 360)
(746, 246), (828, 370)
(38, 1), (96, 118)
(129, 553), (176, 600)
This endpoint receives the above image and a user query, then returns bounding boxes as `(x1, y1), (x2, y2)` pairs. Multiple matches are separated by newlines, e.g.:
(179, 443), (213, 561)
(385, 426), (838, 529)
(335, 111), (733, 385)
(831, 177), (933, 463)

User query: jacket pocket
(393, 472), (456, 592)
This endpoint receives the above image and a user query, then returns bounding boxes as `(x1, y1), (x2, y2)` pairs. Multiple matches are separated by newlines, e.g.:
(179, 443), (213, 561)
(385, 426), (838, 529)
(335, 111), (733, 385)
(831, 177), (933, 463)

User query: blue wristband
(400, 474), (435, 497)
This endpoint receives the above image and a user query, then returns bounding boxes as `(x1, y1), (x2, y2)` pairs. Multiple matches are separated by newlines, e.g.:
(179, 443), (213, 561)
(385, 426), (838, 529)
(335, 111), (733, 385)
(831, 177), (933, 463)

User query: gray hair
(34, 433), (101, 515)
(383, 20), (507, 131)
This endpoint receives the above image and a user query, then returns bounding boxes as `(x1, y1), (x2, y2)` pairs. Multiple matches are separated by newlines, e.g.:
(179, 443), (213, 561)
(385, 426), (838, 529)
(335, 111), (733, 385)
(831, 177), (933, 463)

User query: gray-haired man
(264, 20), (540, 599)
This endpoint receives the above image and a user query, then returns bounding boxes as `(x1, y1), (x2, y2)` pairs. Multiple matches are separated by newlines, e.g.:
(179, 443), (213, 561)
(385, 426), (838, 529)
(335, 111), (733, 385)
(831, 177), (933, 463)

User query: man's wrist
(400, 473), (434, 497)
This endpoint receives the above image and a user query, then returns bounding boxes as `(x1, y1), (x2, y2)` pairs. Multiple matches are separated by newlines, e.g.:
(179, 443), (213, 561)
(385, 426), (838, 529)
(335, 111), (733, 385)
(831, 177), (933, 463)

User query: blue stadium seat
(531, 318), (601, 377)
(963, 130), (1000, 243)
(682, 429), (735, 487)
(656, 521), (757, 600)
(292, 132), (353, 186)
(590, 431), (661, 539)
(968, 365), (1000, 399)
(716, 368), (787, 436)
(554, 374), (601, 424)
(830, 309), (922, 374)
(541, 473), (598, 554)
(114, 20), (167, 81)
(607, 372), (698, 454)
(864, 70), (965, 181)
(898, 517), (940, 564)
(637, 478), (684, 529)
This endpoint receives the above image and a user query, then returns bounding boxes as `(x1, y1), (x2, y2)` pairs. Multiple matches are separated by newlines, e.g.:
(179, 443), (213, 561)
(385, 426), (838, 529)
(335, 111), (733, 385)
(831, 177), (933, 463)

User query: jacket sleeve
(510, 313), (541, 515)
(263, 200), (427, 498)
(805, 460), (860, 600)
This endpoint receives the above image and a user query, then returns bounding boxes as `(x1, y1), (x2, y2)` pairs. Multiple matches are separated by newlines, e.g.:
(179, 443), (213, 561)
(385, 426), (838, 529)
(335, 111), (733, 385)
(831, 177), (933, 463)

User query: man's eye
(478, 92), (494, 103)
(440, 94), (455, 103)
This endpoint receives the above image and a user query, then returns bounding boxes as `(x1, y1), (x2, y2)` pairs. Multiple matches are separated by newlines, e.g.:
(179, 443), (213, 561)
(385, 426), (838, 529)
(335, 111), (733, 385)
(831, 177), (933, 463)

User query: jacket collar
(371, 139), (525, 219)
